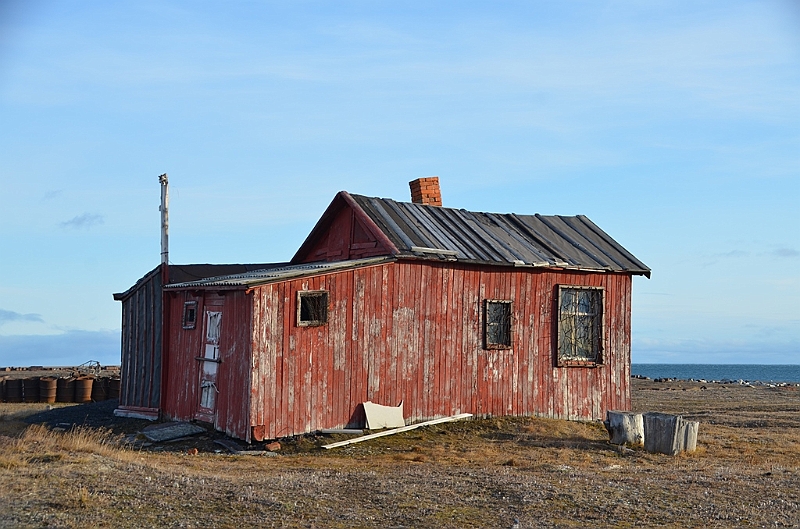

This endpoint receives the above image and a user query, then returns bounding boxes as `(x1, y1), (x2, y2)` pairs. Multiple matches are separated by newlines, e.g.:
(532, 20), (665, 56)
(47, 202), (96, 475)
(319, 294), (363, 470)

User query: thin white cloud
(0, 309), (44, 326)
(773, 247), (799, 258)
(715, 250), (749, 258)
(59, 213), (104, 229)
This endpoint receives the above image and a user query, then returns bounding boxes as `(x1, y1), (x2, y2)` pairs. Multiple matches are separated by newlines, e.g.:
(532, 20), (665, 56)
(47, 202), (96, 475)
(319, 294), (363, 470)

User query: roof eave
(113, 265), (161, 302)
(164, 256), (397, 290)
(395, 253), (651, 276)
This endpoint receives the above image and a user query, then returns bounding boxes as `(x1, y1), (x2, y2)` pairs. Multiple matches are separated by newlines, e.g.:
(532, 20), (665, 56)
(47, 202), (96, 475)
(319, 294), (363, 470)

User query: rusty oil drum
(6, 378), (23, 403)
(56, 377), (76, 403)
(74, 377), (94, 403)
(91, 377), (108, 402)
(39, 377), (57, 403)
(22, 377), (40, 403)
(108, 377), (120, 400)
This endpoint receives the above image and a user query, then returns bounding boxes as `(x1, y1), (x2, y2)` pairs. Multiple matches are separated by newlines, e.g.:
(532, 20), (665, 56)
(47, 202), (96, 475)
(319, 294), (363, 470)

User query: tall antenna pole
(158, 173), (170, 416)
(159, 174), (169, 281)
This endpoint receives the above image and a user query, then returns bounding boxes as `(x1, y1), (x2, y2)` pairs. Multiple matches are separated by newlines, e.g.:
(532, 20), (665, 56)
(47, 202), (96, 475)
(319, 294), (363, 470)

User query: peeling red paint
(160, 259), (632, 442)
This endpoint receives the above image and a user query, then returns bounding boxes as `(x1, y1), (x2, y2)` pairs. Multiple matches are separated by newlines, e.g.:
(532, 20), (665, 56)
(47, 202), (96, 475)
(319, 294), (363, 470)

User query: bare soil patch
(0, 379), (798, 528)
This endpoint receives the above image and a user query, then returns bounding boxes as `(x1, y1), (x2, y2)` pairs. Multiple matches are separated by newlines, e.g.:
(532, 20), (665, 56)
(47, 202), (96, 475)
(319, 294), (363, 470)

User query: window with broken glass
(297, 290), (328, 327)
(484, 300), (512, 349)
(557, 286), (604, 366)
(182, 301), (197, 329)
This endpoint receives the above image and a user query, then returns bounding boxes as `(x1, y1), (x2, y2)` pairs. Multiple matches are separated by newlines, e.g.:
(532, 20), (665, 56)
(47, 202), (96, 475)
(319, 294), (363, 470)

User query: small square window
(556, 286), (604, 366)
(484, 300), (512, 349)
(297, 290), (328, 327)
(182, 301), (197, 329)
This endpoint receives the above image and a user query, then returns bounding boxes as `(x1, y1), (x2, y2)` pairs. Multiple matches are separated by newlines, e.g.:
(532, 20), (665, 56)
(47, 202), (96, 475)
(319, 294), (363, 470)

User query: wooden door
(196, 308), (222, 423)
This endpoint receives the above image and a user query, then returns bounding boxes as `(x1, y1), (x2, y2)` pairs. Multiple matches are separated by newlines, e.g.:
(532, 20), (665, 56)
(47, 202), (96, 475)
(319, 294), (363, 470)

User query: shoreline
(631, 373), (800, 387)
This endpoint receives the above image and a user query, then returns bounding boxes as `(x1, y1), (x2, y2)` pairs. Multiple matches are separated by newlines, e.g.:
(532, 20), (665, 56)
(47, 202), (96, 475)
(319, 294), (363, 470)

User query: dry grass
(0, 380), (798, 527)
(0, 423), (134, 471)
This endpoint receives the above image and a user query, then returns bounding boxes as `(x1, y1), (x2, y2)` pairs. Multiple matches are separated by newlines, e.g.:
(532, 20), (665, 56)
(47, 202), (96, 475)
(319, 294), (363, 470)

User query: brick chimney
(409, 177), (442, 206)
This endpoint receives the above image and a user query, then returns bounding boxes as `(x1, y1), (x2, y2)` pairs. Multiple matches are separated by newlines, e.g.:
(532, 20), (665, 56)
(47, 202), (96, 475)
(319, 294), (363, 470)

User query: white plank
(363, 401), (405, 429)
(322, 413), (473, 449)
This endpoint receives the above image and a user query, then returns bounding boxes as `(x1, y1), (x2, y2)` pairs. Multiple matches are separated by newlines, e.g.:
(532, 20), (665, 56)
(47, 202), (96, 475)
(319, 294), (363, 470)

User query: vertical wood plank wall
(162, 290), (254, 440)
(118, 268), (162, 411)
(249, 260), (632, 441)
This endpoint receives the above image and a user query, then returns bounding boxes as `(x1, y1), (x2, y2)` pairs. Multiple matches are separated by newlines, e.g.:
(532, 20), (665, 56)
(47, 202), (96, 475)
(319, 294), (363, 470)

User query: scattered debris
(76, 360), (102, 376)
(323, 413), (473, 449)
(142, 422), (206, 442)
(165, 435), (201, 444)
(214, 439), (275, 456)
(363, 401), (405, 429)
(113, 407), (158, 420)
(320, 428), (364, 435)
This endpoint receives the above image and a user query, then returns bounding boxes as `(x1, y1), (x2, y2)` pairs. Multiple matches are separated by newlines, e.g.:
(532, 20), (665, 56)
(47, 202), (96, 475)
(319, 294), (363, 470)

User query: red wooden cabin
(115, 178), (649, 442)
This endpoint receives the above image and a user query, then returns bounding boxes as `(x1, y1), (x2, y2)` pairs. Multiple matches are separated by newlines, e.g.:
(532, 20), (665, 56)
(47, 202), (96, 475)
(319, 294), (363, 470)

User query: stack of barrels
(0, 375), (120, 403)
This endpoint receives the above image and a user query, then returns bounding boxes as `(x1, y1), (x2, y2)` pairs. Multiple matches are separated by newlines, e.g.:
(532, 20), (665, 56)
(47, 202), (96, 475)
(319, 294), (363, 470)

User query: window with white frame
(297, 290), (328, 327)
(556, 286), (603, 366)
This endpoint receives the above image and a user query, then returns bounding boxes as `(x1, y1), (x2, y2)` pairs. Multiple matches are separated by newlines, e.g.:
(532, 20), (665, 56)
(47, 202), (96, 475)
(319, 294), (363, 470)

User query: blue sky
(1, 1), (798, 366)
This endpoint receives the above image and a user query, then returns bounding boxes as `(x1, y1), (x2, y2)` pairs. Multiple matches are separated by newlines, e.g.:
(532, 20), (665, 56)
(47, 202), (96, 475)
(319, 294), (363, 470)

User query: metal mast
(159, 173), (169, 268)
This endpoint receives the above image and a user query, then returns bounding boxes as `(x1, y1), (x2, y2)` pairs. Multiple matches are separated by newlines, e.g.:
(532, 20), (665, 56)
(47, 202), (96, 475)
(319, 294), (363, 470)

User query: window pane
(485, 300), (511, 348)
(560, 290), (576, 313)
(557, 287), (603, 364)
(206, 312), (222, 343)
(182, 301), (197, 329)
(298, 291), (328, 326)
(577, 291), (593, 314)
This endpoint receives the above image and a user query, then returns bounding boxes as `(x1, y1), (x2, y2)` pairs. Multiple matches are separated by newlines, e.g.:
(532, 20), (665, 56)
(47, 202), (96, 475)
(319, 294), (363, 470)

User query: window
(297, 290), (328, 326)
(204, 311), (222, 359)
(182, 301), (197, 329)
(484, 300), (512, 349)
(557, 286), (604, 366)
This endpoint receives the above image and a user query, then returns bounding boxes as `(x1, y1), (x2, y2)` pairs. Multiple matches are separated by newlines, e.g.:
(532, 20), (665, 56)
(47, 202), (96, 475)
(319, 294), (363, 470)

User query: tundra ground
(0, 379), (798, 528)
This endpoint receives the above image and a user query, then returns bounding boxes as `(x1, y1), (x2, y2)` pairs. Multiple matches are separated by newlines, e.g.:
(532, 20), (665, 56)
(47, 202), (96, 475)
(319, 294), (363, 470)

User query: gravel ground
(0, 378), (798, 528)
(24, 399), (127, 429)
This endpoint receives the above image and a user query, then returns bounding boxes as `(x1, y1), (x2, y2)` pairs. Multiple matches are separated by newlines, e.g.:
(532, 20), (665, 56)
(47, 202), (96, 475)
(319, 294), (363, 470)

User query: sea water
(631, 364), (800, 384)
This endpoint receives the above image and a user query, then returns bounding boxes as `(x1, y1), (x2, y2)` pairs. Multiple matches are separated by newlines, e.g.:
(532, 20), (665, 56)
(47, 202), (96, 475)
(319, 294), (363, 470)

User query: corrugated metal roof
(113, 263), (285, 300)
(164, 257), (393, 290)
(350, 194), (650, 277)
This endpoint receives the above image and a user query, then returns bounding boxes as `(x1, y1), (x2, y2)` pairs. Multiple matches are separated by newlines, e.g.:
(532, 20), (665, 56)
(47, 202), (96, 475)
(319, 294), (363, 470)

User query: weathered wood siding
(162, 290), (254, 440)
(249, 259), (632, 441)
(117, 267), (162, 412)
(298, 203), (393, 262)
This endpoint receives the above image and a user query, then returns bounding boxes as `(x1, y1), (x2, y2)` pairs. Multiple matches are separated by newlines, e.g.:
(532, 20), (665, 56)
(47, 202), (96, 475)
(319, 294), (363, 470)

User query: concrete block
(644, 412), (699, 455)
(605, 411), (644, 446)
